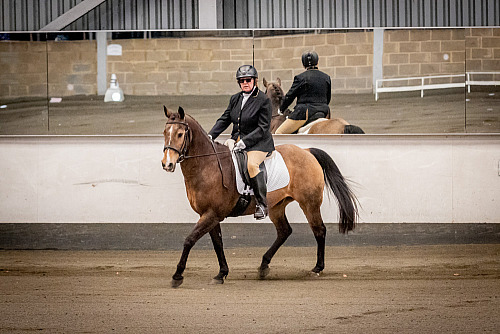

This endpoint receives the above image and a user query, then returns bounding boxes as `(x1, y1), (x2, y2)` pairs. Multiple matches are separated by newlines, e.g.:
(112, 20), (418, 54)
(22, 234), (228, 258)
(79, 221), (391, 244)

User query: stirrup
(254, 205), (268, 220)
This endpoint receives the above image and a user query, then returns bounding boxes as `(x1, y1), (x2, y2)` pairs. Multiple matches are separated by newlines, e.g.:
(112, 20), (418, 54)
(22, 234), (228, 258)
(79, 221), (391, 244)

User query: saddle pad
(231, 150), (290, 195)
(298, 118), (328, 134)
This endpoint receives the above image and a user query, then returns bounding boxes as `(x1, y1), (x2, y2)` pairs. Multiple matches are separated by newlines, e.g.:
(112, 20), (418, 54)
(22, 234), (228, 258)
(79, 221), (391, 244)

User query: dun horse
(263, 78), (365, 134)
(162, 106), (358, 288)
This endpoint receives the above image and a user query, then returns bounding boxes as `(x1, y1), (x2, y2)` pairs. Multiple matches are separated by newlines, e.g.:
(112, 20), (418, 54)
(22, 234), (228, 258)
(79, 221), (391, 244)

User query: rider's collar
(241, 86), (259, 98)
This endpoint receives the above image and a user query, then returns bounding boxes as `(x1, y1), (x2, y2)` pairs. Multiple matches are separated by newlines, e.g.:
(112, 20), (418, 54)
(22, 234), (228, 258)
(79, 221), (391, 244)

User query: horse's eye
(178, 133), (183, 138)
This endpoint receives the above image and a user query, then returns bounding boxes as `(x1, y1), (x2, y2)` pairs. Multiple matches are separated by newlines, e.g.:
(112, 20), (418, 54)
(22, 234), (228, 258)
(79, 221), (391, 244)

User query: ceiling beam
(40, 0), (107, 31)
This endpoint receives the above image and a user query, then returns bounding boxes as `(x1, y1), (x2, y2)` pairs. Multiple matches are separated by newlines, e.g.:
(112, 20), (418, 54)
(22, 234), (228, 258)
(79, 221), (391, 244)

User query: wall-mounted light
(104, 74), (124, 102)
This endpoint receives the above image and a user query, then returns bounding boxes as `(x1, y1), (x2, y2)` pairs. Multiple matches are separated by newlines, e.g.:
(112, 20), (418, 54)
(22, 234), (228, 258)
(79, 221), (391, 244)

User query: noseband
(163, 120), (191, 163)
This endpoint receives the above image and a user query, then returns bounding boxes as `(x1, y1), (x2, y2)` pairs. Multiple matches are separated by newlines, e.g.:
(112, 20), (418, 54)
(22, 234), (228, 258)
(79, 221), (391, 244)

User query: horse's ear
(263, 78), (268, 87)
(277, 77), (281, 86)
(164, 105), (170, 118)
(178, 106), (185, 119)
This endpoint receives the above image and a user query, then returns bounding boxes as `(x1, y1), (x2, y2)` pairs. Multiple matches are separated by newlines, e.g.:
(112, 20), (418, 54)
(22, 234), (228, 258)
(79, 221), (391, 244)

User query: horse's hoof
(309, 271), (322, 277)
(210, 278), (224, 285)
(259, 266), (270, 279)
(171, 278), (184, 288)
(311, 266), (324, 274)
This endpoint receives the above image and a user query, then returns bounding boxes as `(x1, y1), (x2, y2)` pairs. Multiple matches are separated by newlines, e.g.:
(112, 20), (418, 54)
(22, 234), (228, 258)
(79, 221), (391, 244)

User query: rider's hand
(233, 140), (246, 152)
(208, 134), (213, 141)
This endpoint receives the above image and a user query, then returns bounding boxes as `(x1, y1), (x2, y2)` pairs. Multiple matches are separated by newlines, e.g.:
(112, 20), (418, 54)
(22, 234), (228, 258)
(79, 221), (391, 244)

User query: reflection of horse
(162, 106), (358, 288)
(263, 78), (365, 134)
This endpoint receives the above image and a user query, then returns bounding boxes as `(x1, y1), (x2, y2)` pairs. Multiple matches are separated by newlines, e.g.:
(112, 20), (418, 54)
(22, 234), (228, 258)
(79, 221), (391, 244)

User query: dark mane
(184, 113), (229, 151)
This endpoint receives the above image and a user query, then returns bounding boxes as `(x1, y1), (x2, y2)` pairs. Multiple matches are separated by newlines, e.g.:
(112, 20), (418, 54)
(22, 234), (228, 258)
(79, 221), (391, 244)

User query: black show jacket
(209, 87), (275, 153)
(280, 68), (331, 122)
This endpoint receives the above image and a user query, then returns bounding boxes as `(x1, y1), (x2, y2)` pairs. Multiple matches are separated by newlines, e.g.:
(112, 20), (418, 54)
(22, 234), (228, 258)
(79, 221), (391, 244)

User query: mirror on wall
(464, 28), (500, 133)
(0, 32), (49, 135)
(0, 28), (498, 135)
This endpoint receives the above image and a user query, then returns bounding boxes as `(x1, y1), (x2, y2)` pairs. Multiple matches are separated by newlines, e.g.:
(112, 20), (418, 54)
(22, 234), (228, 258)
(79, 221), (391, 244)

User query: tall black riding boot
(249, 172), (268, 220)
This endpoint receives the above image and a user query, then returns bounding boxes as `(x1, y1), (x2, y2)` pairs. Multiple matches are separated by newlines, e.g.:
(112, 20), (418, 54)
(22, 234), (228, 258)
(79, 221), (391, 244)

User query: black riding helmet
(301, 50), (319, 68)
(236, 65), (258, 80)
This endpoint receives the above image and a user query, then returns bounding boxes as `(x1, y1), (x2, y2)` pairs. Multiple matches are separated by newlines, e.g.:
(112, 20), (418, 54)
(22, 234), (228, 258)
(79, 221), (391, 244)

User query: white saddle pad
(297, 118), (329, 134)
(231, 150), (290, 195)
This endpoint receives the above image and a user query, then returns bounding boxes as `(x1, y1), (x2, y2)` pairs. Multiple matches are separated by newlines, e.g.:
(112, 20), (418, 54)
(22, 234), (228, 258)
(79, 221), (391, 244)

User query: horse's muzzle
(162, 161), (176, 172)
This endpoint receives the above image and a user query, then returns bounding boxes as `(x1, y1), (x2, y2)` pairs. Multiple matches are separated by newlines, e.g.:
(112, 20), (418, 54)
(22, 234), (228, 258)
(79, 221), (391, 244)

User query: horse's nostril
(162, 161), (165, 168)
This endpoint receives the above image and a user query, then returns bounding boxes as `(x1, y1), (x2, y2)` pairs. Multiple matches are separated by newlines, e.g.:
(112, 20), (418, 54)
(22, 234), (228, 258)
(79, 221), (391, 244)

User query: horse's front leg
(209, 223), (229, 284)
(171, 214), (220, 288)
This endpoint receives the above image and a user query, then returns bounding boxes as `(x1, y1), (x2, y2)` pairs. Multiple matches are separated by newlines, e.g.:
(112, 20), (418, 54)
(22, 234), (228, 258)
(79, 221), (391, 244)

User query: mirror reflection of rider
(208, 65), (274, 220)
(275, 51), (331, 134)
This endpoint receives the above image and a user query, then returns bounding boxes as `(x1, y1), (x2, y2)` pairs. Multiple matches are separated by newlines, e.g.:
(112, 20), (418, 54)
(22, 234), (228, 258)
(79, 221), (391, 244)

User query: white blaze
(166, 126), (173, 164)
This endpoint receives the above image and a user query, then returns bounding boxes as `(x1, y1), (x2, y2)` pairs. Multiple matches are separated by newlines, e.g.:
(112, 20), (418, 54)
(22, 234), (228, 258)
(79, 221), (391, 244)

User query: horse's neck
(271, 99), (281, 114)
(180, 121), (225, 179)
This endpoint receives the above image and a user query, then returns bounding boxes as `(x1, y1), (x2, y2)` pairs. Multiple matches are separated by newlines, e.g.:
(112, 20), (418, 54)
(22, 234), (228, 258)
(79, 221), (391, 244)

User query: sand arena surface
(1, 244), (499, 333)
(0, 91), (498, 135)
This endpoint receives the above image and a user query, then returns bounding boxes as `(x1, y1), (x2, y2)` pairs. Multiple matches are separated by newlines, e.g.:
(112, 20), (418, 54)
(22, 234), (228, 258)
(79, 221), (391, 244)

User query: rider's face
(238, 77), (255, 93)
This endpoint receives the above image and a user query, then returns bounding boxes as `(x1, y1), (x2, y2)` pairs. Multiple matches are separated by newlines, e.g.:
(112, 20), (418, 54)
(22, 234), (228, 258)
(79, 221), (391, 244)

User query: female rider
(208, 65), (275, 220)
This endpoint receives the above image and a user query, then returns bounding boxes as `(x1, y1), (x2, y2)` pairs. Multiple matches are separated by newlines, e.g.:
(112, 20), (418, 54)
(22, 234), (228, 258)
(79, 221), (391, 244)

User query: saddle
(228, 150), (267, 217)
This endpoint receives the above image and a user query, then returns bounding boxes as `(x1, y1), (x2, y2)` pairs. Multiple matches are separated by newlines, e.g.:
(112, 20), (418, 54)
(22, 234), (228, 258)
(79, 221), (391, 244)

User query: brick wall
(466, 28), (500, 81)
(0, 40), (97, 99)
(0, 41), (48, 98)
(255, 31), (374, 94)
(383, 29), (465, 86)
(47, 40), (97, 96)
(108, 37), (253, 96)
(1, 29), (497, 100)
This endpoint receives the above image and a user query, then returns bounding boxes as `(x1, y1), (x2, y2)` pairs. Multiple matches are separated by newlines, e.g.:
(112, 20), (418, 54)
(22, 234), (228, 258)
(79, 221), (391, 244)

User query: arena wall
(1, 28), (498, 99)
(0, 134), (498, 225)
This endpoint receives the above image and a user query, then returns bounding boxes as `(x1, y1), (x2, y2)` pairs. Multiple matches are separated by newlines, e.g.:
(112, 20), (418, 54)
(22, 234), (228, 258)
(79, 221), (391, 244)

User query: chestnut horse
(263, 78), (365, 134)
(161, 106), (358, 288)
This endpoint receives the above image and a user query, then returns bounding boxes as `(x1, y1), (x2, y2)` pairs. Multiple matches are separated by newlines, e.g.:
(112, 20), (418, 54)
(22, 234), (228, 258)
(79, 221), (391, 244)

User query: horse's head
(263, 77), (284, 116)
(162, 106), (190, 172)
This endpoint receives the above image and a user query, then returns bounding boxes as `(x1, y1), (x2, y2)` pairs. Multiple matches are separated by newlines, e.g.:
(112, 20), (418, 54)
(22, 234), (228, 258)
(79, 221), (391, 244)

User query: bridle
(164, 119), (230, 189)
(163, 120), (231, 163)
(163, 120), (191, 163)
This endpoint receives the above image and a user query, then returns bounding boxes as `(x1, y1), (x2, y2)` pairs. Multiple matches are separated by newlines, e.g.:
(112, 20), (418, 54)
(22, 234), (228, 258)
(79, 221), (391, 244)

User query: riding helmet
(301, 50), (319, 68)
(236, 65), (258, 79)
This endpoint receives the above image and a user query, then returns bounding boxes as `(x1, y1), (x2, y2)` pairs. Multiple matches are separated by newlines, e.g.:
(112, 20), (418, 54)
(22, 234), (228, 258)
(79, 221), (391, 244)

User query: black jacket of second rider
(209, 87), (275, 153)
(280, 68), (331, 122)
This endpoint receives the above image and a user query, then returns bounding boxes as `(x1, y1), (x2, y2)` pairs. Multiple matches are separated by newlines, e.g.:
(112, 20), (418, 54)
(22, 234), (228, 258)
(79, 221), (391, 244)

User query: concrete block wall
(107, 37), (254, 96)
(383, 29), (465, 86)
(47, 40), (97, 96)
(0, 41), (48, 98)
(255, 31), (374, 94)
(1, 28), (498, 99)
(0, 40), (97, 99)
(466, 28), (500, 81)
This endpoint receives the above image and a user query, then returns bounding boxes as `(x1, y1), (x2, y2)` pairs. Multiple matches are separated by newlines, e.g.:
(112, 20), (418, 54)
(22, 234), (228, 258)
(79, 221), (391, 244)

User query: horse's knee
(183, 236), (196, 249)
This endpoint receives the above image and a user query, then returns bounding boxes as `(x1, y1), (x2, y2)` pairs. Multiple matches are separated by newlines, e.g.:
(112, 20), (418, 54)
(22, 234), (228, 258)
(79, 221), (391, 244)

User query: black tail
(343, 125), (365, 134)
(308, 148), (358, 234)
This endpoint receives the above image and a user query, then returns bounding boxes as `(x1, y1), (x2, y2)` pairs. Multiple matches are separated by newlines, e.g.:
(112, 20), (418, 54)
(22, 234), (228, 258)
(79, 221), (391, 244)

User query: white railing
(375, 72), (500, 101)
(466, 72), (500, 93)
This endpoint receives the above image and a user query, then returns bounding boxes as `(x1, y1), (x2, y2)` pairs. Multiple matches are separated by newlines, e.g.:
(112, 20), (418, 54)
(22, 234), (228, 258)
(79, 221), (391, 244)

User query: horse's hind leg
(301, 204), (326, 274)
(209, 223), (229, 284)
(259, 201), (293, 279)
